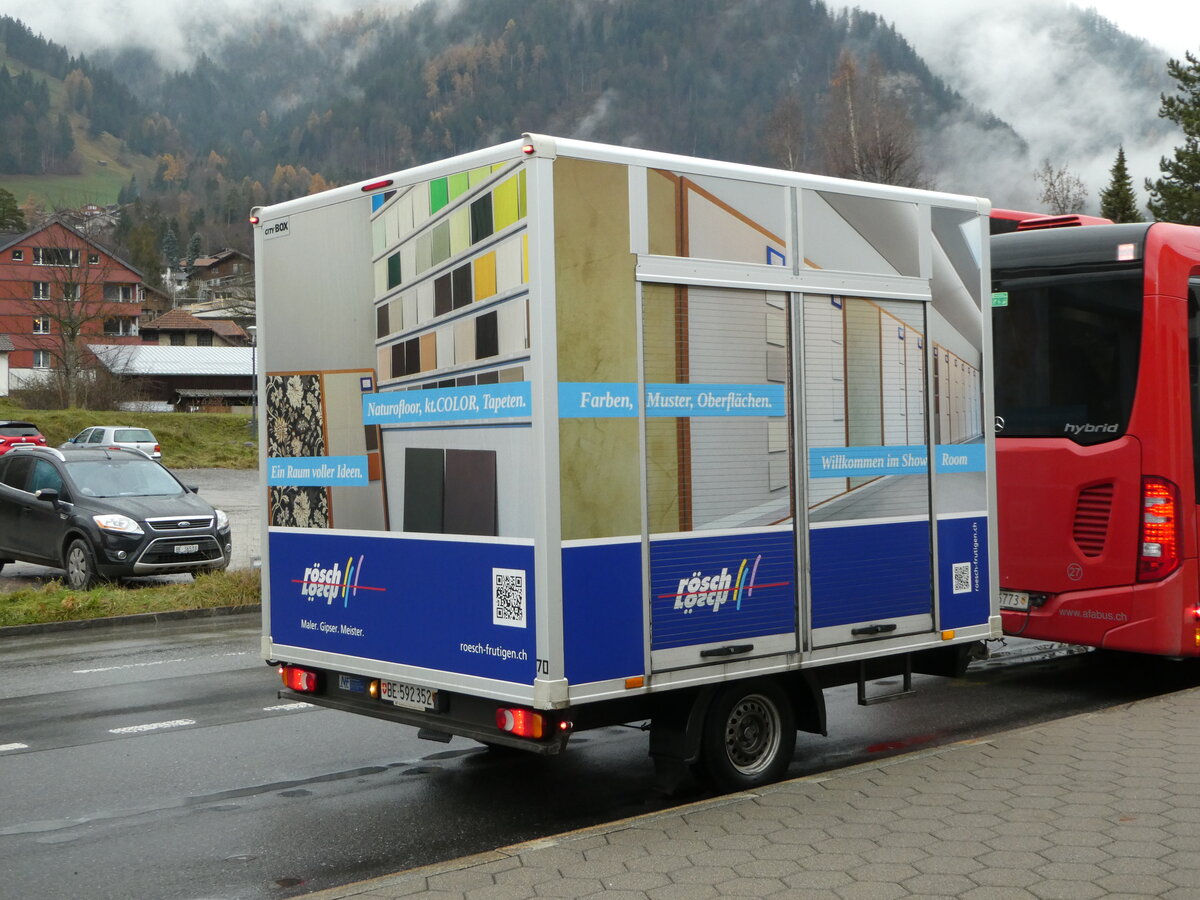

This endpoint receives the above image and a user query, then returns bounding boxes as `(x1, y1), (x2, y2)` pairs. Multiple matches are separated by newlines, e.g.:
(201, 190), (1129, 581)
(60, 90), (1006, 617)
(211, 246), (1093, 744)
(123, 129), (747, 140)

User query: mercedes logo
(995, 415), (1005, 433)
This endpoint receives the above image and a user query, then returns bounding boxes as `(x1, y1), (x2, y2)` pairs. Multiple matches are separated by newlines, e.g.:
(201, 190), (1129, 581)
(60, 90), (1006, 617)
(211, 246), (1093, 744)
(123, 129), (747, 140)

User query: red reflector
(496, 707), (544, 738)
(522, 143), (536, 155)
(248, 215), (260, 225)
(280, 665), (318, 692)
(1138, 476), (1180, 582)
(361, 179), (394, 192)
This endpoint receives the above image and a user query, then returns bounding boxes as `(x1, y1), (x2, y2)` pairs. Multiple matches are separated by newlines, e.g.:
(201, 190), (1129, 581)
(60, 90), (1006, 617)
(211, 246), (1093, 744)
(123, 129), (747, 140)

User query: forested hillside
(0, 0), (1174, 263)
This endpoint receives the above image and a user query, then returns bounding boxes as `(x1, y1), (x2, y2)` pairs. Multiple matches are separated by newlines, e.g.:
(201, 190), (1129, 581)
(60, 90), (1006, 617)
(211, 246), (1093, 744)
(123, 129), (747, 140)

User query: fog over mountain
(857, 0), (1188, 211)
(1, 0), (1190, 213)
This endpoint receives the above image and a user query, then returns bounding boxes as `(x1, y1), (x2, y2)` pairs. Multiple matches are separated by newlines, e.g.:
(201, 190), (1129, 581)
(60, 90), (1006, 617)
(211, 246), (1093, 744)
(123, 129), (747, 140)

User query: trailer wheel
(701, 679), (795, 792)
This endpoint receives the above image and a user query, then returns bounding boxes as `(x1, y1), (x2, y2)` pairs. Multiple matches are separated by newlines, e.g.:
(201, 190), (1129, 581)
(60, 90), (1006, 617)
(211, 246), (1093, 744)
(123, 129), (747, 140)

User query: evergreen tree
(1099, 146), (1144, 222)
(186, 233), (202, 264)
(161, 225), (179, 268)
(1146, 50), (1200, 224)
(0, 187), (25, 231)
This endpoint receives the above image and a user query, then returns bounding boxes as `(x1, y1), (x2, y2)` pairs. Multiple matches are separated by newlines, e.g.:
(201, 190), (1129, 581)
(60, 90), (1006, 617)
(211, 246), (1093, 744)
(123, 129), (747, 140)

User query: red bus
(992, 220), (1200, 655)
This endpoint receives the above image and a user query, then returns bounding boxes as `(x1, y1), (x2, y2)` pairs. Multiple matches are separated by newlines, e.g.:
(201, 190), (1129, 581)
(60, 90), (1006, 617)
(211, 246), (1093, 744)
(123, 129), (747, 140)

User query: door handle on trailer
(851, 623), (898, 636)
(700, 644), (755, 658)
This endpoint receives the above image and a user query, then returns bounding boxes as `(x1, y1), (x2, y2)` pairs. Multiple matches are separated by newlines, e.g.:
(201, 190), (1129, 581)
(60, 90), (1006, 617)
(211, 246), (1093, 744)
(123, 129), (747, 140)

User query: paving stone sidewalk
(305, 686), (1200, 899)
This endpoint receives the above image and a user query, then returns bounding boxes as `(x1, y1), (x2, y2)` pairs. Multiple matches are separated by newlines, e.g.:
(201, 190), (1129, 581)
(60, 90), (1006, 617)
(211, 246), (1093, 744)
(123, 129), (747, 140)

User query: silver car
(62, 426), (162, 459)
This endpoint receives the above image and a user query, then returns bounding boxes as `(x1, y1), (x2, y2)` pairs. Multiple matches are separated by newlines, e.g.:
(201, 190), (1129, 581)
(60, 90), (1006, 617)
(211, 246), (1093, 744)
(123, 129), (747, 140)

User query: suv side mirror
(34, 488), (60, 504)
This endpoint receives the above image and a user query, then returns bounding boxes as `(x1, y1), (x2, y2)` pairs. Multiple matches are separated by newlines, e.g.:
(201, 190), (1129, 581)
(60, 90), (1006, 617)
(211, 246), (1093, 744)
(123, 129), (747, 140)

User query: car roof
(0, 420), (41, 428)
(14, 445), (151, 463)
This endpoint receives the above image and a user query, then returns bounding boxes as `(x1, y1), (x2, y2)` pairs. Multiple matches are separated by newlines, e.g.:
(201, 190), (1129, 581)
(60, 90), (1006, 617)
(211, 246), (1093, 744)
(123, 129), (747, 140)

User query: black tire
(700, 679), (796, 792)
(65, 538), (99, 590)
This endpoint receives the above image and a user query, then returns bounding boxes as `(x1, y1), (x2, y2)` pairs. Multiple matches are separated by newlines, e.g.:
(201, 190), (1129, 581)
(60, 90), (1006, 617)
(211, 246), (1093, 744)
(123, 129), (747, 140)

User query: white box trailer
(253, 133), (1000, 791)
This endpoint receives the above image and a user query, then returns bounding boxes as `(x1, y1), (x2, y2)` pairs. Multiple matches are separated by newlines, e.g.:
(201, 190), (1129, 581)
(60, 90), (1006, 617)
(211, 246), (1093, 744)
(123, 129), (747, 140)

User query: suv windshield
(992, 229), (1145, 446)
(66, 459), (183, 498)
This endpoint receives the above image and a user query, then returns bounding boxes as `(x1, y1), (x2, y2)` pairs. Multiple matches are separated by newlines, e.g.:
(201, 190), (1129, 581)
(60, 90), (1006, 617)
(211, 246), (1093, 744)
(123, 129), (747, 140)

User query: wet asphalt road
(0, 467), (261, 588)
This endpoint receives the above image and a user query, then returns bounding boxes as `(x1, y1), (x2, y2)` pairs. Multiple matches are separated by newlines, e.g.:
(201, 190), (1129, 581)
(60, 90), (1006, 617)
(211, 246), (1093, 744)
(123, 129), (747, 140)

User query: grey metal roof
(176, 388), (254, 398)
(0, 334), (15, 352)
(90, 344), (254, 376)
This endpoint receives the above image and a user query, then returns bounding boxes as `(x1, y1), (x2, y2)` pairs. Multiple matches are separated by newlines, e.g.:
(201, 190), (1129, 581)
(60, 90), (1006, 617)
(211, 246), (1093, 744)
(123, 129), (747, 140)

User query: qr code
(952, 562), (972, 595)
(492, 568), (527, 628)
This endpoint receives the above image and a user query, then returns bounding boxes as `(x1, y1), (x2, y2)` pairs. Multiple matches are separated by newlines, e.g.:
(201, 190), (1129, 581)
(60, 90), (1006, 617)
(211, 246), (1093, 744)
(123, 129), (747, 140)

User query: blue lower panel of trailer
(936, 515), (990, 629)
(810, 520), (932, 628)
(648, 529), (797, 651)
(562, 541), (645, 684)
(268, 530), (536, 683)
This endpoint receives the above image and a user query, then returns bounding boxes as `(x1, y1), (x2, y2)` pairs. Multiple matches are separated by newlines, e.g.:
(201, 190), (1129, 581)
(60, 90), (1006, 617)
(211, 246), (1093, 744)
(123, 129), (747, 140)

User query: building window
(63, 284), (80, 301)
(32, 350), (50, 369)
(104, 284), (135, 302)
(88, 253), (99, 265)
(197, 332), (213, 346)
(11, 249), (23, 261)
(32, 316), (50, 334)
(32, 282), (49, 300)
(33, 247), (80, 267)
(169, 333), (185, 346)
(103, 317), (138, 336)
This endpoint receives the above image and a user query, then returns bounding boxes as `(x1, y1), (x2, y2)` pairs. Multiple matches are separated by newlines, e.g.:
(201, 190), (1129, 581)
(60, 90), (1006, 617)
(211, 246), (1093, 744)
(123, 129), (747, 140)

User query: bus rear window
(992, 267), (1142, 444)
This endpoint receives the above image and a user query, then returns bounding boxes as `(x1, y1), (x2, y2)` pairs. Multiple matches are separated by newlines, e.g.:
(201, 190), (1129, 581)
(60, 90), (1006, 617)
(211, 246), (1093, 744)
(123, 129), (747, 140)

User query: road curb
(0, 604), (261, 638)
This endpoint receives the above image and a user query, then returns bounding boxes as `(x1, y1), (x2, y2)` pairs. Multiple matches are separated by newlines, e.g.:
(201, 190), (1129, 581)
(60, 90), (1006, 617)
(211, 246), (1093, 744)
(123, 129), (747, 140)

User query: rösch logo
(666, 554), (774, 615)
(294, 555), (384, 607)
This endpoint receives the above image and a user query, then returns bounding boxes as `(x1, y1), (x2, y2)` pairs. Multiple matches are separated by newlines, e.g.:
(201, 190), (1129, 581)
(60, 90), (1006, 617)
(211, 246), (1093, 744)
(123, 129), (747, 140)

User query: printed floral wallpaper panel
(266, 373), (330, 528)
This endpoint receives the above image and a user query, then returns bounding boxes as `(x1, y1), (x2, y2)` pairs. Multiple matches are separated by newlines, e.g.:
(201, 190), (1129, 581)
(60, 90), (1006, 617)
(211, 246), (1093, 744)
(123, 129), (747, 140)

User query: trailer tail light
(280, 665), (319, 693)
(496, 707), (544, 739)
(1138, 477), (1180, 581)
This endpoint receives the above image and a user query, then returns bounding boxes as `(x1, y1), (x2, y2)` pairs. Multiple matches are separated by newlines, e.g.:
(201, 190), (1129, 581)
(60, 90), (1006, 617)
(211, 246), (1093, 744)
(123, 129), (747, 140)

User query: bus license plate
(175, 544), (199, 554)
(999, 590), (1030, 611)
(380, 680), (437, 711)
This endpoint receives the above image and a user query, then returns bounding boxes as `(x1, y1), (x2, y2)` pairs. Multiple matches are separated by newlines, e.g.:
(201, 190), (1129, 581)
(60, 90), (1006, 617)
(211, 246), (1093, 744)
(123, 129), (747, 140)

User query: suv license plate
(175, 544), (199, 554)
(999, 590), (1030, 611)
(380, 680), (437, 711)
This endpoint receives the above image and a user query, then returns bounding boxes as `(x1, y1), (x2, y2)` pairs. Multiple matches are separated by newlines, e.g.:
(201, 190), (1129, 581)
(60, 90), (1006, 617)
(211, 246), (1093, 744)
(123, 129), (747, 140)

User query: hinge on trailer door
(857, 655), (916, 706)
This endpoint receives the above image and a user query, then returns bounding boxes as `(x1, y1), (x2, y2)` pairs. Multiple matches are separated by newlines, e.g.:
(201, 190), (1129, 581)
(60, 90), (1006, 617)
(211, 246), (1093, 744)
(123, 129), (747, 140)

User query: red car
(0, 421), (48, 455)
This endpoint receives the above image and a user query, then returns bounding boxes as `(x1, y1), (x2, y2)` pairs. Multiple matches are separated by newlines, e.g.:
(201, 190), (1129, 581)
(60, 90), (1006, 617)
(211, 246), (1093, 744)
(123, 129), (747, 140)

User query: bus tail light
(496, 707), (544, 739)
(280, 665), (319, 693)
(1138, 477), (1180, 582)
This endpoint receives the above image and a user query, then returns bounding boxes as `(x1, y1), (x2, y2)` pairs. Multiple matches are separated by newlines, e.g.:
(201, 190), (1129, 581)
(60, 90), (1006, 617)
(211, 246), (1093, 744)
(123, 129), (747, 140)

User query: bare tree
(821, 52), (927, 188)
(1035, 160), (1088, 215)
(765, 94), (806, 171)
(18, 220), (142, 408)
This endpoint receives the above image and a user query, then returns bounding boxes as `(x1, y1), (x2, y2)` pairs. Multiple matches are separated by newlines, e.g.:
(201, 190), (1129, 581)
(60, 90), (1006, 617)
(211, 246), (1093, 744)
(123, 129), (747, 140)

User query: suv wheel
(65, 539), (99, 590)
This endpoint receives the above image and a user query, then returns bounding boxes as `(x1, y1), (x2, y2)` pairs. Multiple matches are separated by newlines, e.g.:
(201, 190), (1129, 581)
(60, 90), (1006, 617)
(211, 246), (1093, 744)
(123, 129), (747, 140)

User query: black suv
(0, 446), (231, 588)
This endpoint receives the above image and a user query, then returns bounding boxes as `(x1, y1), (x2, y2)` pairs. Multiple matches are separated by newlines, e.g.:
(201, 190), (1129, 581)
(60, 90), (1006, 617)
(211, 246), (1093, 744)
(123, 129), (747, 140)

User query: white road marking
(75, 658), (185, 674)
(263, 702), (314, 712)
(75, 651), (249, 675)
(0, 743), (29, 752)
(108, 719), (196, 735)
